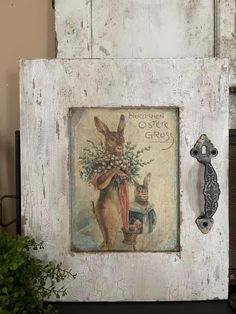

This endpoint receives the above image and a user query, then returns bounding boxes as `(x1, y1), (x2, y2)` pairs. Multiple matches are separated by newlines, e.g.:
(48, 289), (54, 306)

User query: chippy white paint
(55, 0), (91, 58)
(55, 0), (215, 58)
(91, 0), (214, 58)
(55, 0), (236, 151)
(20, 58), (229, 301)
(216, 0), (236, 86)
(216, 0), (236, 128)
(55, 0), (235, 84)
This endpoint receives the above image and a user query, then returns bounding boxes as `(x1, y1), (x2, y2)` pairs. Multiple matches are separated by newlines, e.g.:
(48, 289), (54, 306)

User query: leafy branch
(78, 140), (154, 184)
(0, 233), (77, 313)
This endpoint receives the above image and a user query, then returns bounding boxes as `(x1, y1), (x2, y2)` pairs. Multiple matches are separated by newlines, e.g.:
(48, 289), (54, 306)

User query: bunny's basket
(122, 227), (139, 246)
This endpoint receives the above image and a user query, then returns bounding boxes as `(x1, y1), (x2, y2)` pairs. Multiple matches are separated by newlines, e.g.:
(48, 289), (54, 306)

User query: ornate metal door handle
(190, 134), (220, 234)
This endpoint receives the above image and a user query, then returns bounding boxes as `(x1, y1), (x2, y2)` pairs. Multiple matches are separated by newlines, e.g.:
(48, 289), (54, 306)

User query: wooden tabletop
(46, 301), (235, 314)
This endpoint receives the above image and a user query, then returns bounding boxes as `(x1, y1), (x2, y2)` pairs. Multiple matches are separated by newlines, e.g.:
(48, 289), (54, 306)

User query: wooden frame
(56, 0), (215, 58)
(20, 58), (229, 301)
(55, 0), (236, 86)
(55, 0), (235, 86)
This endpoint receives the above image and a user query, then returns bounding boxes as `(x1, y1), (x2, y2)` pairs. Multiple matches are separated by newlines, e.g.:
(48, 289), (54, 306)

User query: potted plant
(0, 232), (76, 313)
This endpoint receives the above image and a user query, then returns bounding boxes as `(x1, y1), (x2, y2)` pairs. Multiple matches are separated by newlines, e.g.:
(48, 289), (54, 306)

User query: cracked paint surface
(20, 58), (229, 301)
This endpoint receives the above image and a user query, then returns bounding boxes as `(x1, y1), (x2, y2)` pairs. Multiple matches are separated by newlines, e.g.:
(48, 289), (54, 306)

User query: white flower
(107, 166), (111, 169)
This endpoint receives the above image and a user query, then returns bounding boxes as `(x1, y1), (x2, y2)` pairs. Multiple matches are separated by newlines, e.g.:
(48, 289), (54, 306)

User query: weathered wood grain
(92, 0), (214, 58)
(55, 0), (236, 83)
(55, 0), (215, 58)
(55, 0), (236, 86)
(20, 58), (229, 301)
(217, 0), (236, 86)
(55, 0), (91, 58)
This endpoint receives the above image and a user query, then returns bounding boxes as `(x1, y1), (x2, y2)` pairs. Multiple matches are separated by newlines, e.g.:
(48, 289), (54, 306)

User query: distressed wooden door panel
(55, 0), (215, 58)
(91, 0), (214, 58)
(217, 0), (236, 131)
(56, 0), (91, 58)
(217, 0), (236, 86)
(55, 0), (235, 85)
(20, 58), (229, 301)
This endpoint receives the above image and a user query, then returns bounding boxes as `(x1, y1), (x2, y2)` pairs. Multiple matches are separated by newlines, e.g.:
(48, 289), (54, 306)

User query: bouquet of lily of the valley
(79, 140), (154, 185)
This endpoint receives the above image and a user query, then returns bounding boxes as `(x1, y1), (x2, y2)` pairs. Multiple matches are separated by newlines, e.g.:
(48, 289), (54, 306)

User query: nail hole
(203, 222), (208, 228)
(193, 150), (198, 156)
(211, 149), (217, 156)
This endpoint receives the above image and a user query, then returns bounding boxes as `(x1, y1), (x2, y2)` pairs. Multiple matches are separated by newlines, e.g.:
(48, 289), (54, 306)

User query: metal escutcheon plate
(195, 217), (214, 234)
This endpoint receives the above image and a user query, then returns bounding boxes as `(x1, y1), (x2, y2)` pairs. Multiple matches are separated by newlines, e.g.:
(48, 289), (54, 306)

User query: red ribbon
(118, 181), (129, 230)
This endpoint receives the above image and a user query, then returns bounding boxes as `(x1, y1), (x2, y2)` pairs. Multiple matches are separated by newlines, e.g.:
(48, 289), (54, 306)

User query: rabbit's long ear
(94, 116), (110, 136)
(143, 173), (151, 188)
(117, 114), (125, 134)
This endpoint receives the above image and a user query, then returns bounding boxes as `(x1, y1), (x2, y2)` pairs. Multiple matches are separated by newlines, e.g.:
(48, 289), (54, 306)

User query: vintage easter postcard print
(70, 107), (179, 252)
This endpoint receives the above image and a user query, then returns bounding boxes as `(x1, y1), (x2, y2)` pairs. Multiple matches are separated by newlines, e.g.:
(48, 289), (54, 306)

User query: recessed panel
(70, 107), (179, 252)
(92, 0), (215, 58)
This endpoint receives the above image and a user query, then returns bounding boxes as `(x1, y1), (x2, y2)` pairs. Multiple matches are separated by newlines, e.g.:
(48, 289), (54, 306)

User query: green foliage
(79, 140), (154, 184)
(0, 233), (76, 313)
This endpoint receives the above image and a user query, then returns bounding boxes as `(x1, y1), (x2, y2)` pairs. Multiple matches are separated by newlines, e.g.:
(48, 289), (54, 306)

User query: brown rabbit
(93, 114), (127, 250)
(129, 173), (157, 235)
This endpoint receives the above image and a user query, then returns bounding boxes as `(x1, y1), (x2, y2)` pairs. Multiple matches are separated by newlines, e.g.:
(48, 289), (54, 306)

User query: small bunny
(92, 114), (128, 250)
(129, 173), (157, 235)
